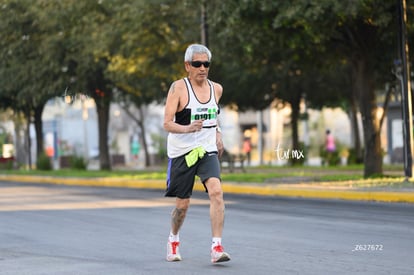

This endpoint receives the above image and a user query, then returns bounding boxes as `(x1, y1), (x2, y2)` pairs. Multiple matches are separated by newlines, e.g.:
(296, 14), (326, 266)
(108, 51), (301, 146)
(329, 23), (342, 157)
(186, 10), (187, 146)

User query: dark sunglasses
(190, 61), (210, 68)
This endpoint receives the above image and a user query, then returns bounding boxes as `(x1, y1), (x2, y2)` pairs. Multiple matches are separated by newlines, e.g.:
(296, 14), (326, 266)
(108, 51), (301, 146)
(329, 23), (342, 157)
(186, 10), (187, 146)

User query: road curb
(1, 175), (414, 203)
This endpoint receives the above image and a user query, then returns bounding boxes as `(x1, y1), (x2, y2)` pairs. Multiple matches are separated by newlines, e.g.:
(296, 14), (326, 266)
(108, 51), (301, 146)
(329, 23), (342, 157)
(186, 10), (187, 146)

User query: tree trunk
(96, 97), (111, 170)
(24, 107), (32, 169)
(349, 94), (363, 163)
(33, 104), (45, 160)
(122, 105), (151, 167)
(137, 107), (151, 167)
(89, 63), (112, 171)
(353, 58), (383, 177)
(13, 113), (26, 166)
(290, 92), (302, 165)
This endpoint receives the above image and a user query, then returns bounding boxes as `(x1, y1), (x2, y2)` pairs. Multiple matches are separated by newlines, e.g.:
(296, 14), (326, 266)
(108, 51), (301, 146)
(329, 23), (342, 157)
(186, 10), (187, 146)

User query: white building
(1, 95), (397, 169)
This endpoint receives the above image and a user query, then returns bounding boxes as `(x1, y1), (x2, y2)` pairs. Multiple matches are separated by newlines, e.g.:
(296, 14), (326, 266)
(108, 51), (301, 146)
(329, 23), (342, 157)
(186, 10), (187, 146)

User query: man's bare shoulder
(169, 79), (186, 95)
(209, 80), (222, 89)
(210, 81), (223, 97)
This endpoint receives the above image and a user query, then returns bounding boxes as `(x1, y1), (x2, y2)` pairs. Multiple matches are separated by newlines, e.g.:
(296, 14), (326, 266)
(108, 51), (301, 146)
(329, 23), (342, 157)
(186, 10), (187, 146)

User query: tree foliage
(0, 0), (199, 169)
(0, 0), (410, 176)
(208, 0), (401, 176)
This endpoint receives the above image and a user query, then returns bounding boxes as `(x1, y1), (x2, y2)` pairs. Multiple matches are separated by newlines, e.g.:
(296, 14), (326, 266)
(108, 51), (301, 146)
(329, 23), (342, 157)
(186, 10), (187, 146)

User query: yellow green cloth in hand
(185, 146), (206, 167)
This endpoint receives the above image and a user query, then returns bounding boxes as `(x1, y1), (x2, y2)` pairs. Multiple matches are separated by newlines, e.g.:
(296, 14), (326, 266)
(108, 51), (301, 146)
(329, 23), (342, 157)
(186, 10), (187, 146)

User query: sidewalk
(1, 174), (414, 204)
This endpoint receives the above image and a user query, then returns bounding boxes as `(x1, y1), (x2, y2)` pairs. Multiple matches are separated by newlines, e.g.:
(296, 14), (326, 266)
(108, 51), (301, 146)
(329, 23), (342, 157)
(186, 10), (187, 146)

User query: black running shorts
(165, 152), (221, 199)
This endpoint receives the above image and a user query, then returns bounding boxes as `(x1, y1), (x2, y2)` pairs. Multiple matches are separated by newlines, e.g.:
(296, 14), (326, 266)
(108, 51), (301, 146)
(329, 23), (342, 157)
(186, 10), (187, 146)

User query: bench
(0, 156), (14, 169)
(220, 150), (246, 173)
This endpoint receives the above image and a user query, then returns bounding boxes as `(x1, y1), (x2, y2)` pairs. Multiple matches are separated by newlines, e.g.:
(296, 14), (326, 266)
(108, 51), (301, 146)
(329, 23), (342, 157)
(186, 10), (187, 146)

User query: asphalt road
(0, 181), (413, 275)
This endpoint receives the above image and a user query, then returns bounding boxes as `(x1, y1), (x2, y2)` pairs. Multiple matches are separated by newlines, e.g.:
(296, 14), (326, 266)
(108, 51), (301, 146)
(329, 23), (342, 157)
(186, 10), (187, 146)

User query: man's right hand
(187, 119), (204, 133)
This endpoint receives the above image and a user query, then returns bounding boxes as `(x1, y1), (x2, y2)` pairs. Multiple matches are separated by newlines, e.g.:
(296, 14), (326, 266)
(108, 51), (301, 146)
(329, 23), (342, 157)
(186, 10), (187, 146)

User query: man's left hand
(216, 133), (224, 158)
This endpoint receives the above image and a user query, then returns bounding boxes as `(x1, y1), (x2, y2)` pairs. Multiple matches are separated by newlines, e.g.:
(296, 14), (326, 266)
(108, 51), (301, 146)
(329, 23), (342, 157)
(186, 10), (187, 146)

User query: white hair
(184, 44), (212, 62)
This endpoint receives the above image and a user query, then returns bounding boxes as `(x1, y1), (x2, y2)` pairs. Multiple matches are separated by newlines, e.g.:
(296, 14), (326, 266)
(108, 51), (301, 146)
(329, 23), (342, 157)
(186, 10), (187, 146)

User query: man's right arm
(164, 81), (204, 134)
(164, 81), (182, 133)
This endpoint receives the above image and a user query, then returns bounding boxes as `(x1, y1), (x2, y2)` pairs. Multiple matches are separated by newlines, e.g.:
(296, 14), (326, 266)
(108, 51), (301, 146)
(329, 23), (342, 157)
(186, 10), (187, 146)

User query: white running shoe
(211, 245), (231, 263)
(166, 241), (182, 262)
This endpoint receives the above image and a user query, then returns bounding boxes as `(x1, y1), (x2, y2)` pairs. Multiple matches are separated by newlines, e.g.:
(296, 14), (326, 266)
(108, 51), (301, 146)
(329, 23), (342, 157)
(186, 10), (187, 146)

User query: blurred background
(1, 0), (413, 178)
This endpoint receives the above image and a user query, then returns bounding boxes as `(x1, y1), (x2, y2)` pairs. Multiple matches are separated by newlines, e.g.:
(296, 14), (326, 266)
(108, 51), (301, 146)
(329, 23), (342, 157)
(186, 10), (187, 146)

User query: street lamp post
(398, 0), (414, 179)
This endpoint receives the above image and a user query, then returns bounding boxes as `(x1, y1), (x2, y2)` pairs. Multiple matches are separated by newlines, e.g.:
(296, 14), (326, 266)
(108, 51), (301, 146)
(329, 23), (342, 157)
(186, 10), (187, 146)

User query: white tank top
(167, 78), (219, 158)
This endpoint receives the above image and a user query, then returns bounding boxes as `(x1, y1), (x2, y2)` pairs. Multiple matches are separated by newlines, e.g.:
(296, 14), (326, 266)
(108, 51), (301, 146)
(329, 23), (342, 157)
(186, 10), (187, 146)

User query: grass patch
(0, 169), (166, 179)
(1, 164), (407, 185)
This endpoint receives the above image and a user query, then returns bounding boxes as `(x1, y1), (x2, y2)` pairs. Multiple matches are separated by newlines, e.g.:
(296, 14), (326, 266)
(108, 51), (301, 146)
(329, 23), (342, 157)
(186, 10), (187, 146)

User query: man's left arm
(216, 126), (224, 158)
(214, 82), (224, 158)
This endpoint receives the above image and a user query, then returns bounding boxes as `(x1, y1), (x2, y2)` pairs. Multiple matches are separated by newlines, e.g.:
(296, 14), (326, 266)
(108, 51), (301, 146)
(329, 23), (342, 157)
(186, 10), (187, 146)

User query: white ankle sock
(169, 232), (179, 242)
(212, 237), (222, 248)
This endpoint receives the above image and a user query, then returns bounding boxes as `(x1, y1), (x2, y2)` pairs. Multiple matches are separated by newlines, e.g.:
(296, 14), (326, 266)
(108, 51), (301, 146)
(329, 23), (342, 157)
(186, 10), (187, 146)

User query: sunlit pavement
(1, 174), (414, 203)
(0, 181), (413, 275)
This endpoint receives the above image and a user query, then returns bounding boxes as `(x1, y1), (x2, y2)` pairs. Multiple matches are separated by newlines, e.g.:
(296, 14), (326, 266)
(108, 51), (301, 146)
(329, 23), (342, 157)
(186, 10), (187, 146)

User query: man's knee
(205, 178), (223, 199)
(176, 198), (190, 210)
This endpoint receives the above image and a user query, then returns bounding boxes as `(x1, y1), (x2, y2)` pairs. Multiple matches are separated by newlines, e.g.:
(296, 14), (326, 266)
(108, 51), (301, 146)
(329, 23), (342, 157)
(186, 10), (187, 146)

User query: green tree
(209, 0), (399, 177)
(1, 0), (201, 170)
(56, 0), (120, 170)
(209, 0), (341, 165)
(0, 0), (69, 167)
(284, 0), (398, 177)
(105, 0), (196, 166)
